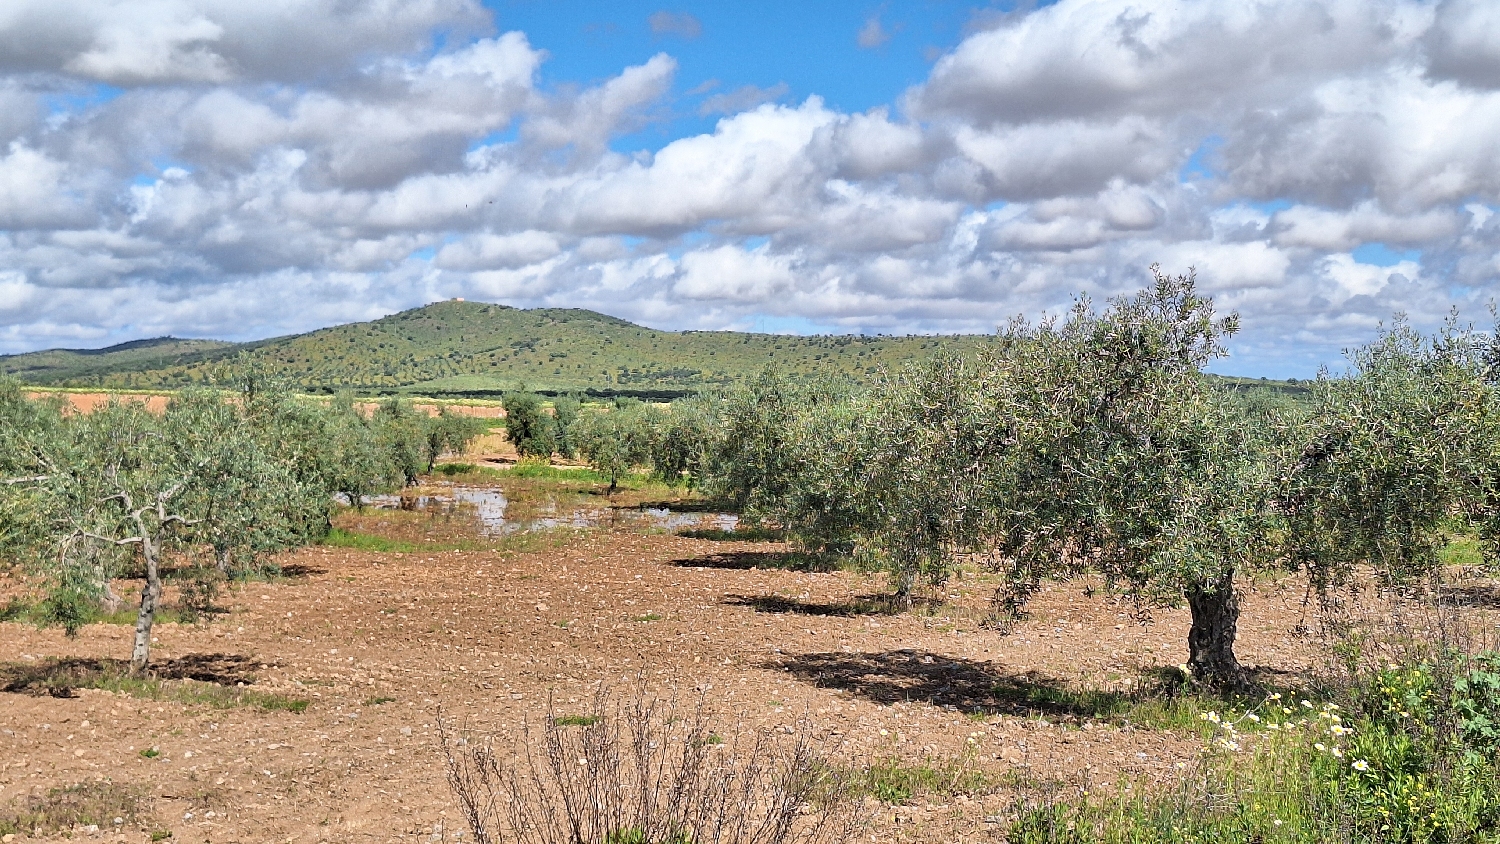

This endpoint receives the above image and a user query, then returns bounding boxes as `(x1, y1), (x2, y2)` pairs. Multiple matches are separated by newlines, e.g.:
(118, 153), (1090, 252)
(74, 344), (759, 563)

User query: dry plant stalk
(440, 688), (864, 844)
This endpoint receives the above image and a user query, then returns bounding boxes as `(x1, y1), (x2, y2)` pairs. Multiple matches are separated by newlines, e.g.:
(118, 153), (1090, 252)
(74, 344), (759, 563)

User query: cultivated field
(3, 465), (1475, 843)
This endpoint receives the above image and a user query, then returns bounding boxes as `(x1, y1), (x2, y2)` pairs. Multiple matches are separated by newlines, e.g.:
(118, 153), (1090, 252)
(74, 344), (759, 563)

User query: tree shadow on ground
(671, 551), (841, 573)
(634, 498), (738, 513)
(273, 563), (326, 578)
(772, 650), (1065, 714)
(774, 650), (1304, 717)
(1437, 585), (1500, 609)
(1, 653), (258, 697)
(724, 594), (904, 617)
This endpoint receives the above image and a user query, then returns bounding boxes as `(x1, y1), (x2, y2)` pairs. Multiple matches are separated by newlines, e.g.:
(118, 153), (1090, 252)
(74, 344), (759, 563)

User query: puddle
(343, 487), (738, 536)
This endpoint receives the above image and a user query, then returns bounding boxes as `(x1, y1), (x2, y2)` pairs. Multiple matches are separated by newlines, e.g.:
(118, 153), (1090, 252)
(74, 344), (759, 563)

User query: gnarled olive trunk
(1185, 572), (1246, 688)
(131, 536), (162, 673)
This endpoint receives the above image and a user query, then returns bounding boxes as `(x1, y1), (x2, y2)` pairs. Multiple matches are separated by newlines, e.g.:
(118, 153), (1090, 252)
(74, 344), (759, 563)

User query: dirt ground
(23, 393), (507, 421)
(1, 475), (1489, 843)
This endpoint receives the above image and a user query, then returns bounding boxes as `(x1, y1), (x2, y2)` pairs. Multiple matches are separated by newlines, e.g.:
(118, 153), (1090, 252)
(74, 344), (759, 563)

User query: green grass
(0, 597), (188, 627)
(1, 658), (310, 713)
(1004, 655), (1500, 843)
(552, 715), (601, 727)
(0, 781), (147, 837)
(855, 756), (998, 804)
(321, 527), (420, 553)
(677, 525), (785, 542)
(1440, 533), (1486, 569)
(363, 695), (395, 706)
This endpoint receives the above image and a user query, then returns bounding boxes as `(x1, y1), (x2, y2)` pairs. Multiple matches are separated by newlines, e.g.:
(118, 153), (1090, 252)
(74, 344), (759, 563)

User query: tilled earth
(0, 499), (1454, 843)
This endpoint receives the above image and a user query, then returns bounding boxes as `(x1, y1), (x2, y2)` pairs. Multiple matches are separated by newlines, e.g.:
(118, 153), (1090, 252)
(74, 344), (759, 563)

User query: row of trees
(0, 379), (486, 671)
(561, 268), (1500, 687)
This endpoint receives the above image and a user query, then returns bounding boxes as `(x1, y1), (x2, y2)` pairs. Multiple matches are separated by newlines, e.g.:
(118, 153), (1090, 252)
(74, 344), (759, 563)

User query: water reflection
(343, 486), (738, 536)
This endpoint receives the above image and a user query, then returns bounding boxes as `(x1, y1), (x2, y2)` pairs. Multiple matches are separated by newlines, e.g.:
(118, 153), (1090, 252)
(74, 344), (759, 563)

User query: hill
(3, 301), (1310, 399)
(0, 337), (234, 385)
(4, 301), (996, 397)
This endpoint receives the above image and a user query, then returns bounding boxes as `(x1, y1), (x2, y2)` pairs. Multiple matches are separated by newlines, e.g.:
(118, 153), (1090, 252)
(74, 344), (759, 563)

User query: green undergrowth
(1, 658), (309, 713)
(0, 597), (189, 628)
(677, 525), (785, 542)
(989, 674), (1264, 734)
(855, 755), (1001, 804)
(0, 781), (150, 837)
(1006, 652), (1500, 843)
(322, 525), (581, 555)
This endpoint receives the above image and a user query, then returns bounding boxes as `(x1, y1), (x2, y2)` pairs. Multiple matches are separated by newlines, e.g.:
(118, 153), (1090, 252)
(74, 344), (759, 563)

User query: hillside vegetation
(2, 300), (998, 396)
(0, 337), (233, 386)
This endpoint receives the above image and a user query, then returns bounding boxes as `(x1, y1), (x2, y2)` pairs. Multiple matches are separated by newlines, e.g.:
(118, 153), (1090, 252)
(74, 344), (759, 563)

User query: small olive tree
(502, 392), (557, 459)
(7, 391), (314, 670)
(568, 405), (652, 493)
(1281, 317), (1500, 593)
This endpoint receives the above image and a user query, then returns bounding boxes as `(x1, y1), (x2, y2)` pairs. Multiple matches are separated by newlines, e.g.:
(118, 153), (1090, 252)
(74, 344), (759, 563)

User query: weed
(0, 657), (310, 713)
(0, 781), (146, 837)
(364, 695), (396, 706)
(637, 612), (664, 622)
(441, 688), (863, 844)
(321, 528), (417, 553)
(678, 525), (786, 542)
(855, 757), (996, 804)
(140, 748), (160, 759)
(1005, 651), (1500, 842)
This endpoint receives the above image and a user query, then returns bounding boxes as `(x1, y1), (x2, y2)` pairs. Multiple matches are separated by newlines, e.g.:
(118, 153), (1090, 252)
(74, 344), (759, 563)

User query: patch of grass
(636, 612), (664, 622)
(552, 714), (601, 727)
(678, 525), (785, 542)
(0, 597), (188, 628)
(1, 657), (310, 713)
(320, 528), (419, 553)
(140, 748), (160, 759)
(1441, 532), (1486, 570)
(855, 757), (996, 804)
(363, 695), (395, 706)
(0, 781), (146, 837)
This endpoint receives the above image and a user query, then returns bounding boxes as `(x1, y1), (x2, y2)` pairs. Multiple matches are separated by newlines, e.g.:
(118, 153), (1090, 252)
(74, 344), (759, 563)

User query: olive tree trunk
(1185, 572), (1246, 688)
(130, 535), (162, 673)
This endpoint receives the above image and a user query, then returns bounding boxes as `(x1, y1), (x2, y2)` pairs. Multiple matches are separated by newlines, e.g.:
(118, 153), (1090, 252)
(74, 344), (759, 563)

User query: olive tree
(967, 269), (1284, 685)
(502, 392), (557, 459)
(5, 390), (317, 671)
(568, 405), (652, 493)
(1281, 318), (1500, 592)
(322, 395), (401, 507)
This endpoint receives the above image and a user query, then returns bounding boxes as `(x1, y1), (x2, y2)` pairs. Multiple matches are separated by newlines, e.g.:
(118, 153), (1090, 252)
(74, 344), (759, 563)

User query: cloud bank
(1, 0), (1498, 375)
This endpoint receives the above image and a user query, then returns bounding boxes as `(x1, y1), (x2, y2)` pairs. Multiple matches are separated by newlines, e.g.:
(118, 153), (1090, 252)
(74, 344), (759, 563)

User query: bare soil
(2, 478), (1493, 843)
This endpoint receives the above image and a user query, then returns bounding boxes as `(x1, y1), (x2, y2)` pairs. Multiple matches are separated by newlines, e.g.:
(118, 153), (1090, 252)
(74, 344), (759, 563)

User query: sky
(1, 1), (1499, 377)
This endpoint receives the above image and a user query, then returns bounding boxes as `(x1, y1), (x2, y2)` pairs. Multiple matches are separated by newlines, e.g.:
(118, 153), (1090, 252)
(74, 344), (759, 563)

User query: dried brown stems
(440, 688), (864, 844)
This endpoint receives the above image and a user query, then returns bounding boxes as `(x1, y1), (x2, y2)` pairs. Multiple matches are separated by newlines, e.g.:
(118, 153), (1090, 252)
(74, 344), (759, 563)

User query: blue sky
(1, 0), (1499, 378)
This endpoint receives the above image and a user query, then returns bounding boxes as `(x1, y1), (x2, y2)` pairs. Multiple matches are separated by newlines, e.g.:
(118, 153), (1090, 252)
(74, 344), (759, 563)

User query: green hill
(4, 300), (1308, 399)
(6, 301), (996, 397)
(0, 337), (234, 385)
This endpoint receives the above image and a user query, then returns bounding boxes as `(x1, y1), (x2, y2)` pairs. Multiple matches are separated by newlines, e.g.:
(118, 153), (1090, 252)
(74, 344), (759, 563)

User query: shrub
(441, 689), (864, 844)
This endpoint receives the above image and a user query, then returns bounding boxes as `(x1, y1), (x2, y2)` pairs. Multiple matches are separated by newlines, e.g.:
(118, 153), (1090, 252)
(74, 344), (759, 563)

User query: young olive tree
(551, 394), (582, 459)
(1280, 318), (1500, 593)
(322, 395), (400, 507)
(643, 397), (717, 488)
(374, 398), (431, 486)
(568, 405), (652, 493)
(703, 368), (806, 511)
(502, 392), (557, 459)
(8, 392), (295, 670)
